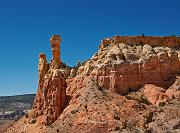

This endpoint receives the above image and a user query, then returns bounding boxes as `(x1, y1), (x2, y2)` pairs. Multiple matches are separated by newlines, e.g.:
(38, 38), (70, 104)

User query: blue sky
(0, 0), (179, 96)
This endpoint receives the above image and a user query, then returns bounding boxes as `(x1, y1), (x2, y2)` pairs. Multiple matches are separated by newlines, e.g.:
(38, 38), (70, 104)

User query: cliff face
(30, 35), (180, 126)
(29, 35), (68, 125)
(5, 35), (180, 133)
(74, 37), (180, 95)
(99, 36), (180, 50)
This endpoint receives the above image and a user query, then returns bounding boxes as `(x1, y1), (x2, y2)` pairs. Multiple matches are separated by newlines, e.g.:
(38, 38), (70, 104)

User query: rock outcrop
(99, 36), (180, 50)
(143, 77), (180, 106)
(50, 35), (62, 69)
(166, 76), (180, 98)
(29, 35), (68, 125)
(143, 84), (169, 106)
(75, 38), (180, 95)
(49, 77), (152, 133)
(5, 35), (180, 133)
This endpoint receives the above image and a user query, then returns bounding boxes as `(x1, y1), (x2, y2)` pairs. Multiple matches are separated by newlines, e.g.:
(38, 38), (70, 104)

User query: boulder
(143, 84), (169, 106)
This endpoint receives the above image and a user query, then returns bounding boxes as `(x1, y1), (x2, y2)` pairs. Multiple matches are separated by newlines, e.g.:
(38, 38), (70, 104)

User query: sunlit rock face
(29, 35), (68, 125)
(5, 35), (180, 133)
(75, 36), (180, 95)
(30, 35), (180, 126)
(50, 35), (62, 69)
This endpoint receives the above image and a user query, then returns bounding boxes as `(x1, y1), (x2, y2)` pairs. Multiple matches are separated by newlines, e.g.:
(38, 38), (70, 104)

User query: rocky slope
(5, 35), (180, 133)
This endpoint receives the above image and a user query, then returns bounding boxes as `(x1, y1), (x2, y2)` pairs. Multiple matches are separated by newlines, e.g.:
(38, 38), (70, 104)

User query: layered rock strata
(5, 35), (180, 133)
(99, 35), (180, 50)
(75, 37), (180, 95)
(29, 35), (68, 125)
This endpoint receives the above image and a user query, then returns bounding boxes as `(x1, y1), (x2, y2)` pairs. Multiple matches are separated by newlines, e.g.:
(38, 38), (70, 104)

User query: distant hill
(0, 94), (35, 132)
(0, 94), (35, 112)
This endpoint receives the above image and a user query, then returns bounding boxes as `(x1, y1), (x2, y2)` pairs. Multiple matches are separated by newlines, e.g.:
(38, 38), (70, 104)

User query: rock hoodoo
(50, 35), (62, 69)
(29, 35), (68, 125)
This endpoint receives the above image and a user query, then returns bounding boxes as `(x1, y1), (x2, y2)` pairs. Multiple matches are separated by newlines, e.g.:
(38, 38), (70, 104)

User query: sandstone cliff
(5, 35), (180, 133)
(71, 36), (180, 95)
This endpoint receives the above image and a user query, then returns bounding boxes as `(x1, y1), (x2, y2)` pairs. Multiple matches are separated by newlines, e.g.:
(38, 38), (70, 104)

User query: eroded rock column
(38, 53), (48, 89)
(50, 34), (62, 69)
(29, 35), (68, 125)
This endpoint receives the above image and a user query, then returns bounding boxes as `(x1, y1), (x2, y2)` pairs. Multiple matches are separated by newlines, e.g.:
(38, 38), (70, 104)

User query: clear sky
(0, 0), (179, 96)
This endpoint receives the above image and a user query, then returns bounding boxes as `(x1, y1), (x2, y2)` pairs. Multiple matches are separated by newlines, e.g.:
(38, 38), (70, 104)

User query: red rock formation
(143, 84), (169, 106)
(99, 36), (180, 50)
(166, 77), (180, 99)
(38, 53), (48, 92)
(29, 35), (67, 125)
(76, 41), (180, 95)
(5, 35), (180, 133)
(50, 35), (62, 69)
(143, 77), (180, 106)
